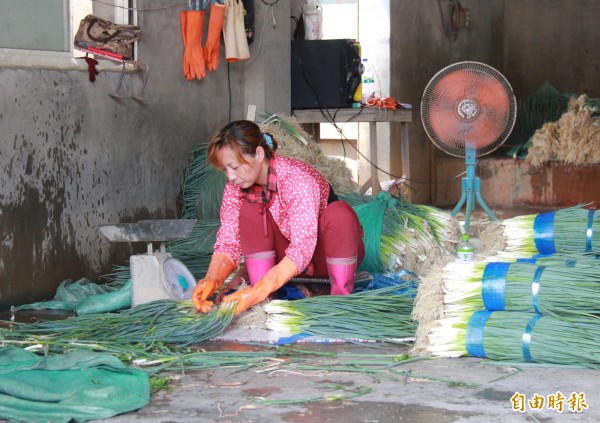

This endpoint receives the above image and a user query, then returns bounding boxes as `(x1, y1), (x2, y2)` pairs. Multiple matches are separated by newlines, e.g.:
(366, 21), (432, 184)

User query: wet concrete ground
(92, 340), (599, 423)
(5, 205), (598, 423)
(95, 206), (599, 423)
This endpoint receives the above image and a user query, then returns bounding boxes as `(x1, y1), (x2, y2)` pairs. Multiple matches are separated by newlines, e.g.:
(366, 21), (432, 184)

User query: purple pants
(239, 200), (365, 277)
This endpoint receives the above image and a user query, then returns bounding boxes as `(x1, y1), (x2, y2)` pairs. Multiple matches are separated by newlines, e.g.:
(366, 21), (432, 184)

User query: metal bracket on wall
(74, 46), (150, 101)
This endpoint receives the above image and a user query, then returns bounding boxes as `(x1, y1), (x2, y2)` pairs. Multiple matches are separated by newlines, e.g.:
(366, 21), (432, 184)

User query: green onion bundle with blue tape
(443, 260), (600, 319)
(500, 205), (600, 257)
(428, 310), (600, 369)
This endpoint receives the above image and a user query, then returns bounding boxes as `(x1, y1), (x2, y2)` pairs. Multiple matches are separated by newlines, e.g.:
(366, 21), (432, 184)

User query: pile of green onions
(264, 285), (417, 343)
(339, 191), (460, 275)
(442, 260), (600, 319)
(496, 205), (600, 257)
(427, 310), (600, 368)
(1, 300), (236, 352)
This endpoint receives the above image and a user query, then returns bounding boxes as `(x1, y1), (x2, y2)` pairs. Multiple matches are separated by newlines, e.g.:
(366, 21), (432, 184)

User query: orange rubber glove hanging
(204, 3), (226, 71)
(192, 253), (236, 313)
(180, 10), (206, 80)
(222, 256), (298, 315)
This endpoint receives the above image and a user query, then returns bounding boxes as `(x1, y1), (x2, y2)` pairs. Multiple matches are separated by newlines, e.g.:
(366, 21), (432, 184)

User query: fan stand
(450, 147), (497, 231)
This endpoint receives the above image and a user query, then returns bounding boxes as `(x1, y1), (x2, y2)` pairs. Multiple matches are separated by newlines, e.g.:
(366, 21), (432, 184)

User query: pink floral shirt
(213, 154), (330, 273)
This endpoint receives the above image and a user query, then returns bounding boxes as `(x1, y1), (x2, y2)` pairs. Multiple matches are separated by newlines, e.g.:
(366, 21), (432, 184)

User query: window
(319, 0), (360, 182)
(0, 0), (134, 67)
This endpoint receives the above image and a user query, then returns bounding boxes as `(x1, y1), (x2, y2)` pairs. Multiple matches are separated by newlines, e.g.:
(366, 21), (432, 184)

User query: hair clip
(263, 133), (274, 148)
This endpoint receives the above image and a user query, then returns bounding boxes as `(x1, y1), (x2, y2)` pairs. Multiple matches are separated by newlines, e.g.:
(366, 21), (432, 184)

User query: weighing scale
(100, 219), (198, 306)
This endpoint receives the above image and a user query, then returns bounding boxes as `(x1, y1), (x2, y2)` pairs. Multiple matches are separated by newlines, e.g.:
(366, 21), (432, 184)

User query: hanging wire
(90, 0), (188, 11)
(244, 0), (280, 66)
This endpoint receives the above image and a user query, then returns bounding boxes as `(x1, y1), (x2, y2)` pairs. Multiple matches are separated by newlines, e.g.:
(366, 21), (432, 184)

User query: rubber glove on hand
(222, 256), (298, 315)
(192, 253), (236, 313)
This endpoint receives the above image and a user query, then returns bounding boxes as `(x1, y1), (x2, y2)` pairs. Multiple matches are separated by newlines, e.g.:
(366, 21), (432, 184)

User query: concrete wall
(0, 0), (290, 310)
(435, 157), (600, 208)
(2, 0), (600, 309)
(390, 0), (600, 207)
(389, 0), (505, 205)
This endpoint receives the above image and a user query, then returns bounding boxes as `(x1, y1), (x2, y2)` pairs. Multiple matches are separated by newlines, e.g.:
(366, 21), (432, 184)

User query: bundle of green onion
(179, 145), (226, 221)
(1, 300), (235, 352)
(495, 205), (600, 257)
(442, 260), (600, 319)
(339, 191), (459, 275)
(264, 285), (417, 343)
(427, 310), (600, 368)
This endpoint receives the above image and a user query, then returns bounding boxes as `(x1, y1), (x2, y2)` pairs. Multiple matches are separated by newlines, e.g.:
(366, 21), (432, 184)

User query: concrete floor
(94, 340), (599, 423)
(4, 204), (597, 423)
(95, 206), (600, 423)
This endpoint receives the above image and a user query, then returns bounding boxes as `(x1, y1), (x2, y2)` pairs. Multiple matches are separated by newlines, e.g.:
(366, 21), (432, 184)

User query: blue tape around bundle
(466, 310), (492, 358)
(481, 262), (509, 311)
(533, 212), (556, 254)
(522, 313), (544, 362)
(586, 209), (595, 252)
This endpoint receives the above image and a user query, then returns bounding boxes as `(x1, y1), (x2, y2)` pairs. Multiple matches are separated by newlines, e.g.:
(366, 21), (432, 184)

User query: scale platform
(100, 219), (198, 306)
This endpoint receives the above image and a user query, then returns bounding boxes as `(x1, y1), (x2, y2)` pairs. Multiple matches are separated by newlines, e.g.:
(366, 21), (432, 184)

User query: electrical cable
(246, 0), (278, 65)
(292, 51), (467, 189)
(91, 0), (188, 11)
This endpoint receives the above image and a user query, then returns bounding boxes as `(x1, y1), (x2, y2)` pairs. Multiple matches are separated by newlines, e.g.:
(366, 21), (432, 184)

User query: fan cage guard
(421, 61), (517, 158)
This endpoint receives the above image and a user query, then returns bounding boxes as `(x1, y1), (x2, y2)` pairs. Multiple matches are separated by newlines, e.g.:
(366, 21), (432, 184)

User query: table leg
(370, 121), (380, 195)
(400, 122), (410, 200)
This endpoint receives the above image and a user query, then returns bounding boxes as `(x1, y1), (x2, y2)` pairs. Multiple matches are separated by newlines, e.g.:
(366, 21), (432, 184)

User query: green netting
(0, 347), (150, 423)
(353, 192), (395, 273)
(75, 280), (132, 315)
(12, 279), (111, 312)
(12, 279), (131, 315)
(505, 81), (571, 159)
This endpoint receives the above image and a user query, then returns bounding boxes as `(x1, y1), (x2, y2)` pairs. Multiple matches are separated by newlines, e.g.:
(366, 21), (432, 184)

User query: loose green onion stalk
(264, 285), (417, 343)
(427, 310), (600, 369)
(442, 260), (600, 319)
(1, 300), (236, 351)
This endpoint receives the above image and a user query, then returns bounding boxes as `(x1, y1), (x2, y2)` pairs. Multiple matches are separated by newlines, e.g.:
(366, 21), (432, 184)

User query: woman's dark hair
(207, 120), (278, 168)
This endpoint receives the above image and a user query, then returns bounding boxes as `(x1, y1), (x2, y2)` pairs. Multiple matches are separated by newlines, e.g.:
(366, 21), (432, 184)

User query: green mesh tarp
(12, 278), (131, 316)
(0, 347), (150, 423)
(505, 81), (571, 159)
(353, 192), (391, 274)
(12, 278), (109, 312)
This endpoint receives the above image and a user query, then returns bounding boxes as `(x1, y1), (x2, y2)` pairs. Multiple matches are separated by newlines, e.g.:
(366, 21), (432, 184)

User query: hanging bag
(74, 14), (142, 59)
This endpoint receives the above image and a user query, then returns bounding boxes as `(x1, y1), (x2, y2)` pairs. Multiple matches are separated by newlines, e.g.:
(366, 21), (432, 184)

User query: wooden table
(291, 107), (412, 196)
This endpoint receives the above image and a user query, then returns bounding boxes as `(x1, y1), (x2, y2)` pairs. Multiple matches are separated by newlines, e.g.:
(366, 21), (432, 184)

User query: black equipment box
(291, 39), (362, 109)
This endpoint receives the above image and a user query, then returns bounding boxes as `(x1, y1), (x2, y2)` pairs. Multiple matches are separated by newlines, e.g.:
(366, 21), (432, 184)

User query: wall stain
(0, 185), (90, 311)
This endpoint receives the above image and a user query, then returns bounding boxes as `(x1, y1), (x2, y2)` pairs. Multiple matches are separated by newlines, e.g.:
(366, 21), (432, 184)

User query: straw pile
(257, 112), (359, 195)
(526, 95), (600, 167)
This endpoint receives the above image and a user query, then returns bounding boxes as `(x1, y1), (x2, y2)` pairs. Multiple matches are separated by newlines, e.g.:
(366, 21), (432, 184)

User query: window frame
(0, 0), (135, 70)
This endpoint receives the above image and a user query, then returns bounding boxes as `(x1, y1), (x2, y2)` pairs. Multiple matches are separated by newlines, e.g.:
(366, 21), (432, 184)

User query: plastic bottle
(457, 234), (475, 262)
(361, 58), (375, 104)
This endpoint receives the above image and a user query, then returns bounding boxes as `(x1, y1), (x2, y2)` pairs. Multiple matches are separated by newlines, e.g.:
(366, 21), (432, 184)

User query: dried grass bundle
(260, 113), (359, 195)
(527, 95), (600, 167)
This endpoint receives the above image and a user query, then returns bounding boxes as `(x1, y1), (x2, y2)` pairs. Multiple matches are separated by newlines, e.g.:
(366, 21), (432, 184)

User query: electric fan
(421, 61), (517, 231)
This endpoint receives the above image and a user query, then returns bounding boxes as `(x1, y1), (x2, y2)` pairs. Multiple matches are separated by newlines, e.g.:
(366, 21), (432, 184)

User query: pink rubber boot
(245, 250), (276, 285)
(326, 256), (358, 295)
